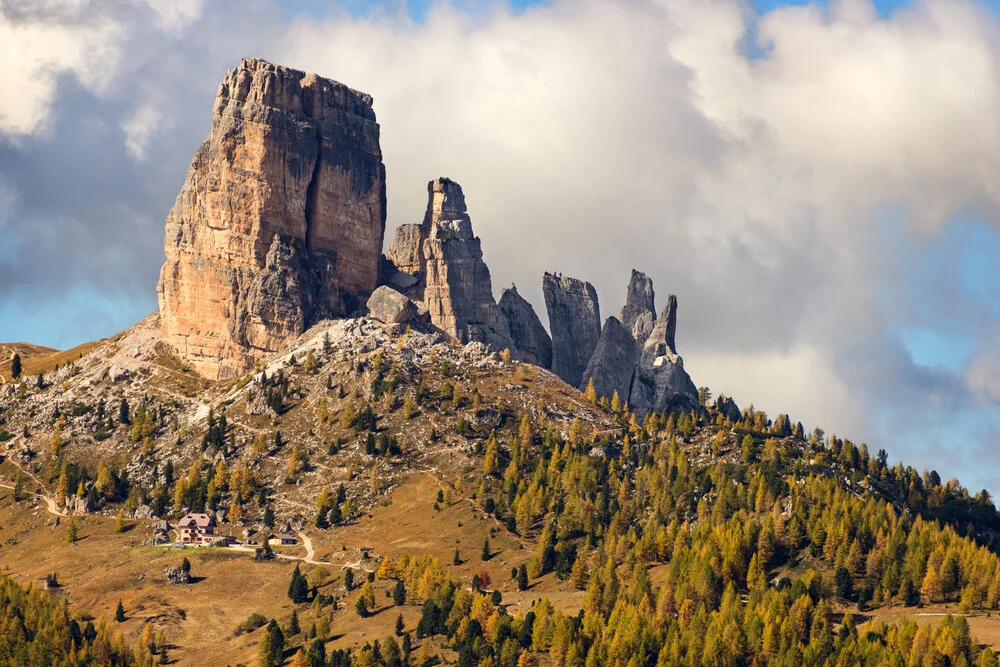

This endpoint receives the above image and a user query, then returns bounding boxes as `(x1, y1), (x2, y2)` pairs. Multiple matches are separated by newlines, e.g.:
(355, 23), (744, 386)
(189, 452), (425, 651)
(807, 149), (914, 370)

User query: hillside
(2, 56), (999, 667)
(2, 313), (1000, 665)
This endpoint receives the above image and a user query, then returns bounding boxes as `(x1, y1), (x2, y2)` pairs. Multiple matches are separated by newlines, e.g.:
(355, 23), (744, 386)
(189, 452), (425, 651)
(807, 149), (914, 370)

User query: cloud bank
(3, 0), (1000, 493)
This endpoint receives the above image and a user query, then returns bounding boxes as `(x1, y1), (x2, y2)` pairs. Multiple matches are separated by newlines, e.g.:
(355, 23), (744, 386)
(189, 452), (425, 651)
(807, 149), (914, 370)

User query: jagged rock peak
(498, 284), (552, 369)
(157, 58), (386, 380)
(420, 178), (512, 351)
(630, 295), (698, 415)
(543, 272), (601, 387)
(424, 177), (471, 236)
(620, 269), (657, 349)
(580, 316), (636, 402)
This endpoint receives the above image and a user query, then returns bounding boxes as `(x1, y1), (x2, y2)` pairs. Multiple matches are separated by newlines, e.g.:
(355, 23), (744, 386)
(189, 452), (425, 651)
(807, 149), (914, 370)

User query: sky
(3, 0), (1000, 494)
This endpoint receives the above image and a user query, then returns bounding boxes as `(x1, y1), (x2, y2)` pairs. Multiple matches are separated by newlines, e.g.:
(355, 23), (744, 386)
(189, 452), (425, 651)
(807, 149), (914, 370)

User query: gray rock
(662, 294), (678, 355)
(386, 224), (426, 277)
(132, 504), (153, 520)
(717, 395), (741, 422)
(620, 270), (655, 329)
(367, 286), (418, 324)
(620, 270), (657, 349)
(543, 272), (601, 386)
(629, 298), (699, 415)
(109, 365), (130, 383)
(631, 311), (655, 351)
(419, 178), (512, 351)
(580, 317), (637, 402)
(498, 284), (552, 368)
(164, 567), (192, 585)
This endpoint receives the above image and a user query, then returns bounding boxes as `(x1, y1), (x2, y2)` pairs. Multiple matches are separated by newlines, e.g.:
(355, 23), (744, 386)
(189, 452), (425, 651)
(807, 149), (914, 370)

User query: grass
(0, 340), (105, 383)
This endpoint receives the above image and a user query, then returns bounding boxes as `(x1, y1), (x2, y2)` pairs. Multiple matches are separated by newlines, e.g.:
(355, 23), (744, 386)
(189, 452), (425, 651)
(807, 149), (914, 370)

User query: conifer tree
(10, 353), (20, 380)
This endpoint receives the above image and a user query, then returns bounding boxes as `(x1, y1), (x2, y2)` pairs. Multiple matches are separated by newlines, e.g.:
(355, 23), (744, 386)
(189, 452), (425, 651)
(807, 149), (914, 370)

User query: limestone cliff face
(157, 58), (386, 379)
(543, 273), (601, 387)
(629, 297), (699, 415)
(498, 284), (552, 368)
(580, 316), (636, 401)
(421, 179), (511, 350)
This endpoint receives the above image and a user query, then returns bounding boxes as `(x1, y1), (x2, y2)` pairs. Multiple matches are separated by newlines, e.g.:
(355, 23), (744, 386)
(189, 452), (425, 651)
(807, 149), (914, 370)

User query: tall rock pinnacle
(157, 58), (386, 379)
(543, 273), (601, 386)
(499, 284), (552, 368)
(629, 296), (698, 414)
(383, 178), (511, 351)
(620, 269), (657, 349)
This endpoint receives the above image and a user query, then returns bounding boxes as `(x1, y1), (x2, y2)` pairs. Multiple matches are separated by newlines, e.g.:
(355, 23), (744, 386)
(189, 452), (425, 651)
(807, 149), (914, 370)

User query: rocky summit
(383, 178), (511, 351)
(498, 284), (552, 368)
(620, 269), (657, 349)
(157, 58), (386, 379)
(542, 273), (601, 387)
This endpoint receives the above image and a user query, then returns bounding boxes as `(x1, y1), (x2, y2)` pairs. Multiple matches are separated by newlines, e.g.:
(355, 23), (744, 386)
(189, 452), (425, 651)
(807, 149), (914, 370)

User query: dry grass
(862, 603), (1000, 652)
(0, 340), (106, 383)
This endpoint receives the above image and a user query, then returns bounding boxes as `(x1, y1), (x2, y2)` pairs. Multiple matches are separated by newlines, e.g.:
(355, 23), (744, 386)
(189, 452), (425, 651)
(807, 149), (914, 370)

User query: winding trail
(0, 481), (67, 517)
(0, 451), (68, 517)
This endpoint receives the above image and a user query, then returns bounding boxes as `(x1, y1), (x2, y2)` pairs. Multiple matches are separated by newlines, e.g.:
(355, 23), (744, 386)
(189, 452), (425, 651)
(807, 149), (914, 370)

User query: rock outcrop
(620, 269), (657, 348)
(383, 178), (511, 351)
(543, 273), (601, 386)
(580, 317), (636, 401)
(498, 285), (552, 368)
(157, 58), (386, 379)
(367, 286), (418, 325)
(629, 298), (699, 415)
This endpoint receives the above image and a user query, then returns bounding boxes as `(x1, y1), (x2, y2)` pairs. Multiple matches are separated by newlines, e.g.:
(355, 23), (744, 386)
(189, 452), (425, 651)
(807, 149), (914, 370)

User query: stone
(620, 270), (657, 349)
(157, 58), (386, 379)
(418, 178), (511, 350)
(164, 567), (192, 585)
(580, 317), (637, 402)
(498, 284), (552, 368)
(386, 224), (426, 277)
(717, 395), (741, 422)
(367, 286), (418, 325)
(629, 298), (699, 415)
(109, 365), (130, 383)
(662, 294), (678, 355)
(543, 272), (601, 386)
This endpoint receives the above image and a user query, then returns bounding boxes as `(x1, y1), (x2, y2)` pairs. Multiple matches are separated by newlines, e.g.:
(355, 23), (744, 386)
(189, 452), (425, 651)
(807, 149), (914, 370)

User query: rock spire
(542, 273), (601, 387)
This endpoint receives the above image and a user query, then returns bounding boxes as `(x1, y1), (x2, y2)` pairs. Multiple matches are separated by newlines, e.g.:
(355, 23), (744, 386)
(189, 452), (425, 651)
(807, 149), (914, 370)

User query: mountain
(1, 58), (1000, 666)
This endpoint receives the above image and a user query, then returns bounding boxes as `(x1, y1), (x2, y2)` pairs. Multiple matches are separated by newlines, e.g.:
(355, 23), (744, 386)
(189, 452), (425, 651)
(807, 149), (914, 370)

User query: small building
(268, 533), (298, 546)
(178, 513), (217, 546)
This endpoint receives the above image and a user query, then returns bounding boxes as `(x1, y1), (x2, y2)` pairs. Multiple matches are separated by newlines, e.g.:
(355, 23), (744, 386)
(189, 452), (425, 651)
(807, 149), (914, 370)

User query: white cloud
(141, 0), (203, 31)
(122, 103), (162, 159)
(0, 6), (122, 135)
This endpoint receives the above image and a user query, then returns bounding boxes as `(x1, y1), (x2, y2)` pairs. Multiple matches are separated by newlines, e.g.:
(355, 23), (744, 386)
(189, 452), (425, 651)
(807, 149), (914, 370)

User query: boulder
(580, 317), (637, 402)
(543, 273), (601, 386)
(498, 284), (552, 368)
(164, 567), (192, 585)
(367, 286), (418, 324)
(157, 58), (387, 379)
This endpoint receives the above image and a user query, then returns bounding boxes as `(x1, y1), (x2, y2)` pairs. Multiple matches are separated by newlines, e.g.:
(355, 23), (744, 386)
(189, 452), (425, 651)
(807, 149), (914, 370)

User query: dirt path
(222, 532), (325, 565)
(0, 452), (68, 517)
(297, 531), (322, 564)
(0, 481), (67, 517)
